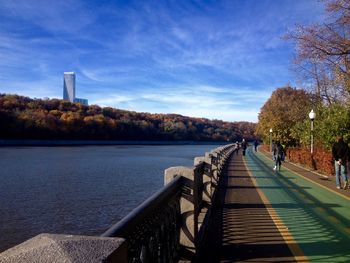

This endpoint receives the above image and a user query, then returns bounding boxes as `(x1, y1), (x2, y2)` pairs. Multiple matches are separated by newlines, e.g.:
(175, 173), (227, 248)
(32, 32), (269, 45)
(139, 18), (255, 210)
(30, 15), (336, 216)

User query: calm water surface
(0, 144), (219, 252)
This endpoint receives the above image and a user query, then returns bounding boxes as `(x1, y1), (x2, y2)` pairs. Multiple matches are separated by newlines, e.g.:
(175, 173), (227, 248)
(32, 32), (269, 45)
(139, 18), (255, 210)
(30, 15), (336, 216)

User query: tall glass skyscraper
(63, 72), (88, 105)
(63, 72), (76, 103)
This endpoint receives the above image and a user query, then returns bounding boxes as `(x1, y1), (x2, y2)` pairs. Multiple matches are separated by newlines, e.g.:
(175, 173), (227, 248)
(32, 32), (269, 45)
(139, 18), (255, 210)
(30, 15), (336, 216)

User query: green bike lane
(245, 148), (350, 262)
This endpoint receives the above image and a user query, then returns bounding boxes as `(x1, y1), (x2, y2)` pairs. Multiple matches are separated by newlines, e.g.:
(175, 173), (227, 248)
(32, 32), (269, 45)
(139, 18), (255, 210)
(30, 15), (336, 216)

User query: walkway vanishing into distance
(200, 147), (350, 262)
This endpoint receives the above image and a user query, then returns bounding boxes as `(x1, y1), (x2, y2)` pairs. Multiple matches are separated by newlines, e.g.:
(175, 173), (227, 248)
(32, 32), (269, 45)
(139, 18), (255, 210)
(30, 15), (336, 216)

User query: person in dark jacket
(254, 140), (259, 152)
(332, 136), (349, 189)
(241, 139), (248, 156)
(273, 141), (284, 171)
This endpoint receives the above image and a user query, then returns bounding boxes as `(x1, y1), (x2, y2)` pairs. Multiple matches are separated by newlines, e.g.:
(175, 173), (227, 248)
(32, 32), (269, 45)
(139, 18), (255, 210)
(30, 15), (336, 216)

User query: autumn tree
(256, 86), (313, 146)
(286, 0), (350, 104)
(315, 102), (350, 148)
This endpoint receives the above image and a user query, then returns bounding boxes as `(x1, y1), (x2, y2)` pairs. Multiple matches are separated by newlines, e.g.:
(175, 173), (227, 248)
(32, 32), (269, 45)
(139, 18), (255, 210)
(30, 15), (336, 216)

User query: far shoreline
(0, 139), (228, 147)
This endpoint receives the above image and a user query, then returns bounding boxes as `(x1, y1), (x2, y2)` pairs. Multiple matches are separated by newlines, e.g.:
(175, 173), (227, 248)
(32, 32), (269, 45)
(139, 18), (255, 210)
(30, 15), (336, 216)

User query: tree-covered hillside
(0, 94), (256, 142)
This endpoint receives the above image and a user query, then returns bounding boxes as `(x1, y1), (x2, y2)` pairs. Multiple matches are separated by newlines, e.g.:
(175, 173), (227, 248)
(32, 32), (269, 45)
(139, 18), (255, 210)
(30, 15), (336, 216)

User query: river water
(0, 144), (220, 252)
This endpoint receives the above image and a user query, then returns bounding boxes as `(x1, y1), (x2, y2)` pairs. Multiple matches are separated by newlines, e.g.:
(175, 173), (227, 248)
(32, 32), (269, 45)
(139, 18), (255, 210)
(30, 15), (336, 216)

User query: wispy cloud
(0, 0), (325, 122)
(0, 1), (96, 35)
(87, 84), (272, 122)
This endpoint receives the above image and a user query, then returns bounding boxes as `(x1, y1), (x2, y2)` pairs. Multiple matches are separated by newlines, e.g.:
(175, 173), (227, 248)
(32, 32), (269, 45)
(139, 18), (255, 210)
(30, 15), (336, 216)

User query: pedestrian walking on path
(234, 141), (239, 155)
(332, 136), (349, 189)
(273, 141), (284, 171)
(254, 140), (259, 152)
(241, 139), (248, 156)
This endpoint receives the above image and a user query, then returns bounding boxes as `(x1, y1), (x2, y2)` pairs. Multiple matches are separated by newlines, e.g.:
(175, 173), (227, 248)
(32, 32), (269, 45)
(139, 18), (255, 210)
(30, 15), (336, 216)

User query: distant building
(74, 98), (88, 105)
(63, 72), (75, 103)
(63, 72), (88, 105)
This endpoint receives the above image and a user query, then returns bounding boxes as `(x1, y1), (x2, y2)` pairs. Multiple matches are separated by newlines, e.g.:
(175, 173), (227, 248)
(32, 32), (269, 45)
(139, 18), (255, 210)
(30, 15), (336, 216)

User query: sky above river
(0, 0), (325, 122)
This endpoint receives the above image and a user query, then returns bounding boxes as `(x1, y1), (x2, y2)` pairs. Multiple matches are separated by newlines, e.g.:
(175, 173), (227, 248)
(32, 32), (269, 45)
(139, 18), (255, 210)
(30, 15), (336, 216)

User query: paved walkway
(199, 147), (350, 262)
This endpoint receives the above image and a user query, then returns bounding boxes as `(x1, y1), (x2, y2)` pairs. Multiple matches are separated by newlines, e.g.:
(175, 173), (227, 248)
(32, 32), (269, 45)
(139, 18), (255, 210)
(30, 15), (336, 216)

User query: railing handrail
(101, 175), (183, 238)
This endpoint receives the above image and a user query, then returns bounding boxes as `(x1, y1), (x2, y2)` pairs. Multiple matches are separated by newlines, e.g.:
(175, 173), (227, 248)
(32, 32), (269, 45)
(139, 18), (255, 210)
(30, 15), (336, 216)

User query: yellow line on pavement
(243, 157), (309, 263)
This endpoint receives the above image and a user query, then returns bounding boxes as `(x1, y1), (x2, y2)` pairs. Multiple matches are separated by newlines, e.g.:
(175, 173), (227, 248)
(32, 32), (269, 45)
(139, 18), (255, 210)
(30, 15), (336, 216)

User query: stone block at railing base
(194, 156), (205, 166)
(0, 234), (127, 263)
(164, 166), (199, 261)
(164, 166), (194, 185)
(194, 155), (213, 204)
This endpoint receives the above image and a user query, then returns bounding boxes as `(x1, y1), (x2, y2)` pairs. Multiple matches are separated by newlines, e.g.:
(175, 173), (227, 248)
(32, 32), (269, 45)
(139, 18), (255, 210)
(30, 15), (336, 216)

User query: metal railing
(101, 143), (235, 262)
(101, 176), (183, 263)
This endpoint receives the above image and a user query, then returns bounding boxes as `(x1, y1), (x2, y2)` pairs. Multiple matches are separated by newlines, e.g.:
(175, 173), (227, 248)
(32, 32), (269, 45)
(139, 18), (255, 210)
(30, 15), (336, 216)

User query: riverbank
(0, 139), (226, 147)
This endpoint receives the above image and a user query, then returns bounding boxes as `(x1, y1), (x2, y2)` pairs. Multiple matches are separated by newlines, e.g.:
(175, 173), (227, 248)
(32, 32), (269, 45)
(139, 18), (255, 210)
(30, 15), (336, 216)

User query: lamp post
(269, 128), (273, 152)
(309, 109), (316, 154)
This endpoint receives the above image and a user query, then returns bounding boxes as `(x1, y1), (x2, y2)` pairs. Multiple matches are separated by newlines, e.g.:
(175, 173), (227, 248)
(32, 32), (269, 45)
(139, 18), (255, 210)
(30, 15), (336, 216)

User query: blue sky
(0, 0), (325, 122)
